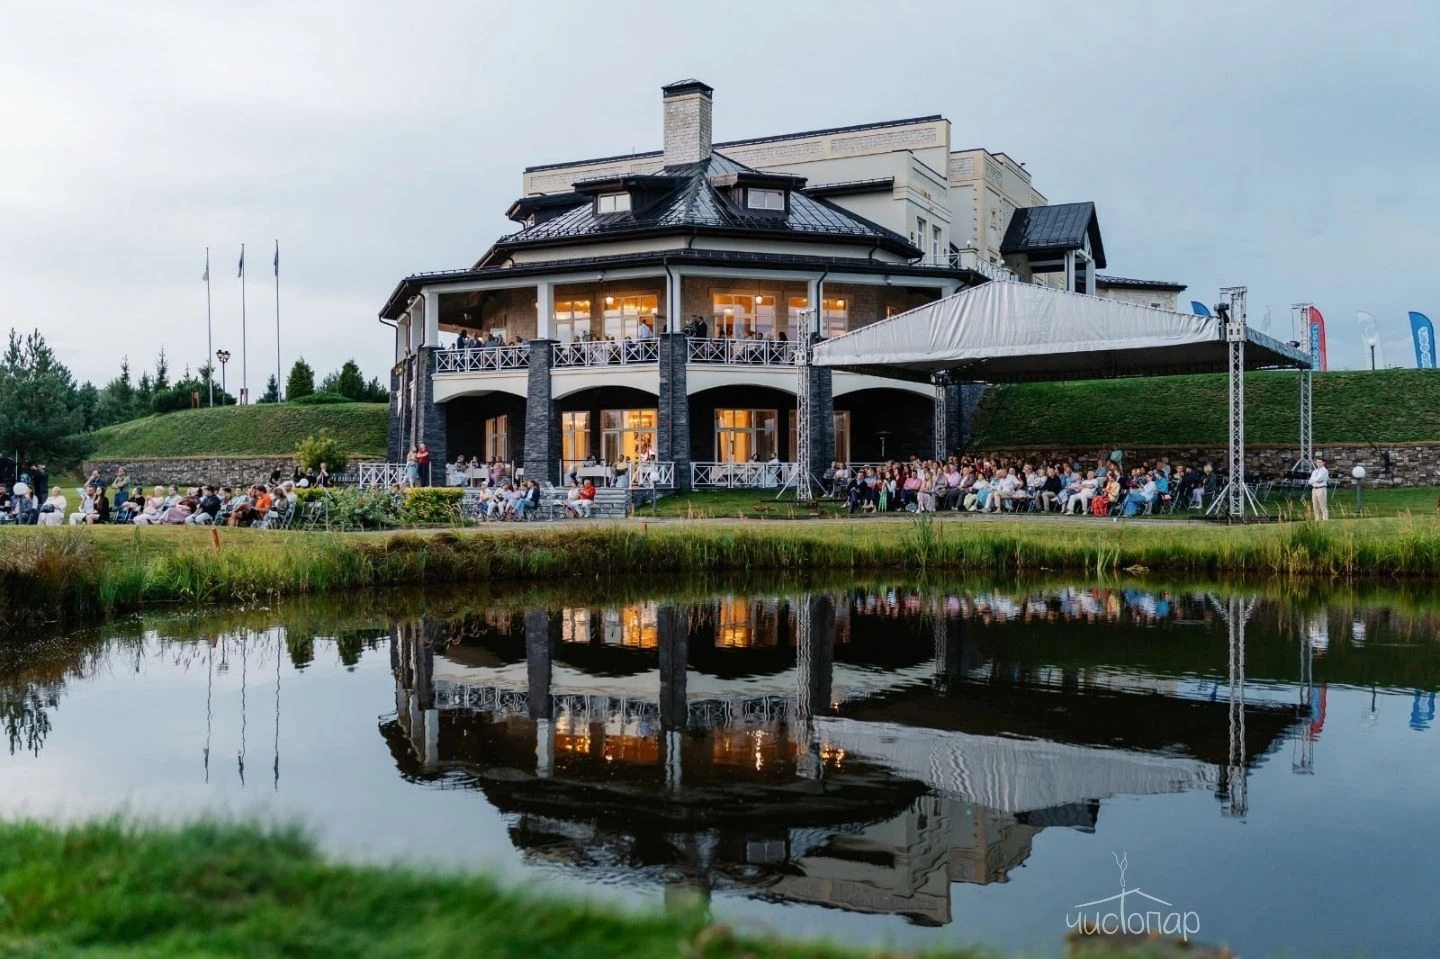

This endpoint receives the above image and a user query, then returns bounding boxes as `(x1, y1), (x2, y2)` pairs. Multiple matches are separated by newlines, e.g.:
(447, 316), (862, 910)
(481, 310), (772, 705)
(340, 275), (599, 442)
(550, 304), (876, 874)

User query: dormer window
(746, 188), (785, 212)
(596, 192), (631, 214)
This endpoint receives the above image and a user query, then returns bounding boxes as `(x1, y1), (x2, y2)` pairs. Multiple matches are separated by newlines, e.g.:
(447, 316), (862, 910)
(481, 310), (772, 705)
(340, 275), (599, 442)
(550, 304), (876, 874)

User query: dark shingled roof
(1096, 274), (1187, 292)
(481, 152), (920, 265)
(1000, 201), (1106, 268)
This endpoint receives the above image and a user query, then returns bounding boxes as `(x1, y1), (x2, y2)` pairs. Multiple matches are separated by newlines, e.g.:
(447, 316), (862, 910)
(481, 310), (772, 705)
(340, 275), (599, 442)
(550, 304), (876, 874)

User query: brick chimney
(662, 79), (713, 166)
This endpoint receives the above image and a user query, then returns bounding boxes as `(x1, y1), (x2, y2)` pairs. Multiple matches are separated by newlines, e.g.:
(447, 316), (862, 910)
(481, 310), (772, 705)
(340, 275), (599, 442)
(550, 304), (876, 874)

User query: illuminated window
(601, 409), (657, 464)
(620, 604), (658, 648)
(596, 192), (631, 214)
(716, 597), (753, 647)
(601, 293), (658, 341)
(554, 299), (592, 343)
(715, 409), (777, 462)
(713, 293), (787, 339)
(787, 410), (849, 462)
(561, 411), (589, 475)
(560, 608), (590, 644)
(484, 415), (508, 462)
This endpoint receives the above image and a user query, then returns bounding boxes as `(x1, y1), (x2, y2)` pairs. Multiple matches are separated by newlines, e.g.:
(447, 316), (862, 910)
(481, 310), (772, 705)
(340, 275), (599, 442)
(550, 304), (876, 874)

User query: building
(379, 80), (1175, 487)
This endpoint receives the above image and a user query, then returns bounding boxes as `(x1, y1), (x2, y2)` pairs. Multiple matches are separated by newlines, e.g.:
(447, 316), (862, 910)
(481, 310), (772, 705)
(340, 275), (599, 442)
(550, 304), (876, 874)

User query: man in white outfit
(1308, 456), (1330, 520)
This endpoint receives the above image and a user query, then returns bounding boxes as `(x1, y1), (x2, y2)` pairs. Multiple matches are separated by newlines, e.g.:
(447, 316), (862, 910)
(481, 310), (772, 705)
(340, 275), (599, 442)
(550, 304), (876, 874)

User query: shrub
(326, 486), (400, 529)
(295, 429), (347, 472)
(401, 487), (464, 525)
(289, 392), (350, 406)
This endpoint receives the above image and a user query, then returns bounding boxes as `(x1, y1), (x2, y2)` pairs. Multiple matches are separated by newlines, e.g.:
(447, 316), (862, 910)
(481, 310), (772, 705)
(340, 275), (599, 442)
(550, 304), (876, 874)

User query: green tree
(286, 358), (315, 399)
(76, 382), (100, 431)
(259, 374), (280, 403)
(362, 376), (389, 403)
(95, 357), (136, 426)
(153, 347), (169, 392)
(295, 428), (347, 471)
(319, 360), (367, 401)
(134, 372), (153, 416)
(0, 329), (95, 469)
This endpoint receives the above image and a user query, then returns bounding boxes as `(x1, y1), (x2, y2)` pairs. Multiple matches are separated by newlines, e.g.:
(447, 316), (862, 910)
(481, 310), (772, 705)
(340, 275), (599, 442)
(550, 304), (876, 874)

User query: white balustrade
(691, 461), (797, 489)
(435, 345), (530, 373)
(687, 337), (798, 366)
(552, 339), (659, 368)
(357, 462), (408, 488)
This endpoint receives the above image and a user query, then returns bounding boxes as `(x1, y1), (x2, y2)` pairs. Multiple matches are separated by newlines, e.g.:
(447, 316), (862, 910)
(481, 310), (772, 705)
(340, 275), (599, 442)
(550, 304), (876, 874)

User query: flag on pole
(273, 240), (279, 278)
(1410, 311), (1436, 369)
(202, 251), (209, 282)
(1308, 307), (1329, 370)
(238, 247), (246, 278)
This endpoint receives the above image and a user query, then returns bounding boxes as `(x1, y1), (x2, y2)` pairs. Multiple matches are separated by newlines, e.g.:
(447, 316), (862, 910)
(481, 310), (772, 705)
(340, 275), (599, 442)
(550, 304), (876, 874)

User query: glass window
(932, 225), (942, 263)
(561, 411), (589, 474)
(620, 604), (658, 648)
(713, 293), (787, 340)
(716, 597), (753, 647)
(746, 188), (785, 211)
(560, 608), (591, 644)
(554, 299), (592, 344)
(600, 294), (658, 341)
(715, 409), (778, 462)
(601, 409), (657, 465)
(596, 192), (631, 214)
(484, 414), (508, 463)
(786, 295), (847, 337)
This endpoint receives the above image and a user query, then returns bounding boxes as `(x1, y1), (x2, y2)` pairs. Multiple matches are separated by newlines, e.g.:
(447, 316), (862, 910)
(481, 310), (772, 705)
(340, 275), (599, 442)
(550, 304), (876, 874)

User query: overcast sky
(3, 0), (1436, 389)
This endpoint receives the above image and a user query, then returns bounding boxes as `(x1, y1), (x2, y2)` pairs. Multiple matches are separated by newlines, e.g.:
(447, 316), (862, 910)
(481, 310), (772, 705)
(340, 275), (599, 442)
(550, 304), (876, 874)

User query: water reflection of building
(382, 592), (1296, 925)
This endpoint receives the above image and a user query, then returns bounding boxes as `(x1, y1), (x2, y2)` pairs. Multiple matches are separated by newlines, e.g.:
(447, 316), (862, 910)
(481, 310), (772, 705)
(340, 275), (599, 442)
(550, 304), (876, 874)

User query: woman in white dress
(38, 489), (67, 526)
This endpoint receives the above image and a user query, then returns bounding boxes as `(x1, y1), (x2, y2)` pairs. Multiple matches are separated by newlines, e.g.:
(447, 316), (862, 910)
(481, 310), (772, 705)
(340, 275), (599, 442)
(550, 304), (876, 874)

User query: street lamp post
(1352, 464), (1366, 514)
(216, 349), (231, 402)
(1365, 336), (1377, 371)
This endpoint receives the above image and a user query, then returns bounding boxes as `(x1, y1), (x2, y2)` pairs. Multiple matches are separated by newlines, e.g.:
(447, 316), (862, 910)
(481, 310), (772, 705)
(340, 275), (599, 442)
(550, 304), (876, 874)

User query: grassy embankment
(968, 368), (1440, 447)
(4, 515), (1440, 625)
(0, 819), (1014, 959)
(86, 402), (388, 460)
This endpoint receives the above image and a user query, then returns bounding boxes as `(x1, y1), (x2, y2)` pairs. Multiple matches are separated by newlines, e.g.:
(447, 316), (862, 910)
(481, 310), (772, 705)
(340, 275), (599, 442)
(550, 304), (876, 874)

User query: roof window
(746, 188), (786, 212)
(596, 192), (631, 215)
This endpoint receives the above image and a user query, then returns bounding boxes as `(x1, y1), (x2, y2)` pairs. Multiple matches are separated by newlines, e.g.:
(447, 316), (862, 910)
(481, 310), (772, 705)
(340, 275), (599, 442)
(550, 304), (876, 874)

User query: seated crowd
(443, 477), (600, 521)
(826, 455), (1219, 517)
(0, 462), (337, 528)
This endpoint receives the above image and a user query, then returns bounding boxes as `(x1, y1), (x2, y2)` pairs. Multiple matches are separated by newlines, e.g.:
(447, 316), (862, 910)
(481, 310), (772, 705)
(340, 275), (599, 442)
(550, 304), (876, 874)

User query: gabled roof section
(483, 152), (920, 265)
(1001, 202), (1106, 269)
(504, 192), (589, 224)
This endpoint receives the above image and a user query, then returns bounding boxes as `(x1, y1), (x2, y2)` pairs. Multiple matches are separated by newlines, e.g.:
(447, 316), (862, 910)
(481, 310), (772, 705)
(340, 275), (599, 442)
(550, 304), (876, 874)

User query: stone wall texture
(82, 458), (300, 488)
(972, 443), (1440, 487)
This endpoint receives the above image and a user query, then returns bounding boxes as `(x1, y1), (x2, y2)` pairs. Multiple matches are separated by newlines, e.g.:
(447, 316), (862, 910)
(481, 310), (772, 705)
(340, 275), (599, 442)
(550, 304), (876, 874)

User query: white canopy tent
(810, 281), (1309, 383)
(804, 281), (1312, 518)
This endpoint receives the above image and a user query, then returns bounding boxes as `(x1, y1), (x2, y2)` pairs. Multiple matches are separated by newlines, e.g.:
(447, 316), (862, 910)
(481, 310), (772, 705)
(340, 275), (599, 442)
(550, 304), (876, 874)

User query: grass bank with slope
(969, 368), (1440, 447)
(3, 515), (1439, 625)
(0, 819), (1009, 959)
(87, 402), (388, 459)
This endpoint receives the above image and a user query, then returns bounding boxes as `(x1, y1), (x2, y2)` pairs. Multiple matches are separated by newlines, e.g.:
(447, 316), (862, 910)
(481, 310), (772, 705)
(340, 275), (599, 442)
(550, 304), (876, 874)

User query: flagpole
(240, 243), (248, 404)
(205, 248), (214, 407)
(273, 240), (281, 402)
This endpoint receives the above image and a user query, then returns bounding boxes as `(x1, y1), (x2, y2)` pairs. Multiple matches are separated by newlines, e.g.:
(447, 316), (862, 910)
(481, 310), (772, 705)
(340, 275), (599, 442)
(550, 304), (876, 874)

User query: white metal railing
(358, 462), (407, 488)
(561, 461), (675, 489)
(691, 461), (797, 488)
(945, 248), (1019, 282)
(552, 339), (659, 368)
(435, 344), (531, 373)
(687, 337), (799, 366)
(634, 461), (675, 489)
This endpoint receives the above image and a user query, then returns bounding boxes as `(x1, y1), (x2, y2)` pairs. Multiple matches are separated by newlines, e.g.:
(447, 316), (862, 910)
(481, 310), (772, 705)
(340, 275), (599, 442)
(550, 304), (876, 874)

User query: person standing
(1308, 456), (1330, 521)
(416, 442), (431, 487)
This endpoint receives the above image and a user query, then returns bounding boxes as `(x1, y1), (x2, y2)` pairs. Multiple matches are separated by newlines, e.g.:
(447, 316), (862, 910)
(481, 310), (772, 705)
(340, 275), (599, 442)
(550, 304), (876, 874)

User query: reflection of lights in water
(1308, 617), (1329, 655)
(1350, 618), (1366, 646)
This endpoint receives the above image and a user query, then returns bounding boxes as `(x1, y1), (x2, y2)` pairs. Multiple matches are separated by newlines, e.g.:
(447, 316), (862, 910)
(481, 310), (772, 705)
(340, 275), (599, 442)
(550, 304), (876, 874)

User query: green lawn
(0, 819), (1018, 959)
(87, 402), (388, 459)
(968, 368), (1440, 447)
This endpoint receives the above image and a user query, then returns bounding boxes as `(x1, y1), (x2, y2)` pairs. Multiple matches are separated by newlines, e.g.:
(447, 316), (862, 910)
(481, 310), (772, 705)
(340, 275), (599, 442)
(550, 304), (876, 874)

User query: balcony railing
(435, 345), (530, 373)
(942, 249), (1019, 282)
(687, 337), (800, 367)
(553, 339), (659, 368)
(691, 461), (797, 488)
(357, 462), (408, 488)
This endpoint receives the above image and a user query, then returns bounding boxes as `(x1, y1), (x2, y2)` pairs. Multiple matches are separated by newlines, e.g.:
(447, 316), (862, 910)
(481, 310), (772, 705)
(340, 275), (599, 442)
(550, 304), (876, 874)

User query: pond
(2, 577), (1437, 957)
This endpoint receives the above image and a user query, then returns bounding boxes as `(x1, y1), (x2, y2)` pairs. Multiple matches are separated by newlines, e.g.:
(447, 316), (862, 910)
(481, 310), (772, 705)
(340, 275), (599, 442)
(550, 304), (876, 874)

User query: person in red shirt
(416, 442), (431, 487)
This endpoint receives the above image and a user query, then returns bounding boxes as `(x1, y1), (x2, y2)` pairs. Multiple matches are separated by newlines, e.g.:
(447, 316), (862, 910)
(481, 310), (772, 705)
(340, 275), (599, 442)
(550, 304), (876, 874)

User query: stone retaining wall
(81, 458), (299, 488)
(976, 443), (1440, 487)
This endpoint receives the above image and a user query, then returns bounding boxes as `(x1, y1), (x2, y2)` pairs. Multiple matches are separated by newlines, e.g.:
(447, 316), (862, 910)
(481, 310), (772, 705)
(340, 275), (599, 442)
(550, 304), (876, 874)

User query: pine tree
(153, 347), (170, 391)
(0, 329), (94, 468)
(260, 375), (280, 403)
(96, 356), (136, 426)
(286, 358), (315, 399)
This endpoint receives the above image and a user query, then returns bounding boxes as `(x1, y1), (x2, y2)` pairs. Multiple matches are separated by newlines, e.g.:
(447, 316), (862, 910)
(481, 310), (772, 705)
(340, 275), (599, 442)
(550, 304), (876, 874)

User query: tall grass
(3, 517), (1440, 625)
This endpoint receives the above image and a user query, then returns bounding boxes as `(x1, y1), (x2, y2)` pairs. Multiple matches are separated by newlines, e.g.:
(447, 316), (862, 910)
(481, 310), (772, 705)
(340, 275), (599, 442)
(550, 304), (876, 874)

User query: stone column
(523, 340), (559, 484)
(804, 339), (834, 482)
(657, 603), (687, 791)
(524, 609), (552, 721)
(417, 347), (446, 482)
(940, 381), (964, 456)
(657, 332), (691, 489)
(958, 382), (986, 449)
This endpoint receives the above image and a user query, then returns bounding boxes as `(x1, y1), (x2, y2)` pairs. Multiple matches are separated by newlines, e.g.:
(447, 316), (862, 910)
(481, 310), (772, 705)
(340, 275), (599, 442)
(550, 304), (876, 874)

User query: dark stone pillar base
(524, 340), (560, 485)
